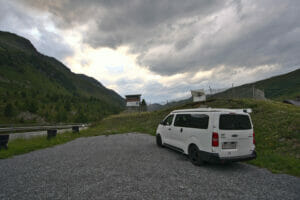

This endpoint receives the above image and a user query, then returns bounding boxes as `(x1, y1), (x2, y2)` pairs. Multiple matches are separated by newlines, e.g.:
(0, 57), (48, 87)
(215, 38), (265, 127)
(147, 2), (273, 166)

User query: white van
(156, 108), (256, 165)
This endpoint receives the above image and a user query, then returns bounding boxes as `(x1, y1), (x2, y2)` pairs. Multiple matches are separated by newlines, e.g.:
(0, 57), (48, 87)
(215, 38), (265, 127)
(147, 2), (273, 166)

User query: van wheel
(188, 145), (203, 166)
(156, 135), (163, 147)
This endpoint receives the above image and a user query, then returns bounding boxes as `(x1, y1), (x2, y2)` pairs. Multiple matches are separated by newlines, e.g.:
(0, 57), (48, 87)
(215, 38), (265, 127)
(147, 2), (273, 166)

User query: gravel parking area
(0, 133), (299, 200)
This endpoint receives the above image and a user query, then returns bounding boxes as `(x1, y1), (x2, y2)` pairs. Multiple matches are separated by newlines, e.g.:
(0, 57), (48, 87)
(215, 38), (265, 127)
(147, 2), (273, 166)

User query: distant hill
(153, 69), (300, 112)
(0, 31), (125, 124)
(211, 69), (300, 100)
(147, 103), (163, 111)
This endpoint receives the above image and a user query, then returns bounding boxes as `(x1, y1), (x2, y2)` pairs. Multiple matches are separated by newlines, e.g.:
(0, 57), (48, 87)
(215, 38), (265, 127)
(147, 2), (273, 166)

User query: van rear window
(219, 114), (252, 130)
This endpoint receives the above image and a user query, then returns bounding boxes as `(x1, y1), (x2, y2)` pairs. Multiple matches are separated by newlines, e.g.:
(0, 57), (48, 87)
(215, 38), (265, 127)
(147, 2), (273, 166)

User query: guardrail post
(0, 134), (9, 150)
(47, 129), (57, 139)
(72, 126), (80, 133)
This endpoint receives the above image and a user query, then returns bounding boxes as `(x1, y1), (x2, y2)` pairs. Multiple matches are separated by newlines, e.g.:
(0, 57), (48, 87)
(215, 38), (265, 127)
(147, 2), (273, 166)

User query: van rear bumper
(200, 151), (257, 163)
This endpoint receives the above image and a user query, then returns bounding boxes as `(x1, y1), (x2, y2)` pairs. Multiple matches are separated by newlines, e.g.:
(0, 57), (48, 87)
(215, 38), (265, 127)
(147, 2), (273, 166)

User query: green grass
(1, 99), (299, 176)
(0, 132), (81, 159)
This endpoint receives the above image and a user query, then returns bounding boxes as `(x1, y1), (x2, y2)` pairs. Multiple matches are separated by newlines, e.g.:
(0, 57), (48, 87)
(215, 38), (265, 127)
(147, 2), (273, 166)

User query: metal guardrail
(0, 124), (88, 149)
(0, 124), (87, 133)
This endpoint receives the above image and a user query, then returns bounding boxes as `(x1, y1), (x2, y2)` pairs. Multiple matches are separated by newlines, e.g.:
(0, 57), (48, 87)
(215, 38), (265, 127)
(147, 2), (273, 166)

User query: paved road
(0, 133), (299, 200)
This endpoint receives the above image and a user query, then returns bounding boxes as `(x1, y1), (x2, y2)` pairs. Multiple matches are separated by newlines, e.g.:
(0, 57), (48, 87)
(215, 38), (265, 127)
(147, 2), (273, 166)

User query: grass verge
(0, 131), (86, 159)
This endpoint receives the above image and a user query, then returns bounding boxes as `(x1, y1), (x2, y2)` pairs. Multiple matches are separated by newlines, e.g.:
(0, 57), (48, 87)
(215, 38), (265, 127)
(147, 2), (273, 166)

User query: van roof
(171, 108), (252, 114)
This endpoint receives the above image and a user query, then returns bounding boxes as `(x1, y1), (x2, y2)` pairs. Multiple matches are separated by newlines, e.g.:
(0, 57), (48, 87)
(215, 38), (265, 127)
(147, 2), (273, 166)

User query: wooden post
(232, 83), (234, 99)
(72, 126), (80, 133)
(47, 129), (57, 139)
(0, 134), (9, 150)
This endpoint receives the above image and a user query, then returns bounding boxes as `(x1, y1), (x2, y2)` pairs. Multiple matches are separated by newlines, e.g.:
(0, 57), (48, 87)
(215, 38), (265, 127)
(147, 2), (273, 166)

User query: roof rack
(171, 108), (252, 114)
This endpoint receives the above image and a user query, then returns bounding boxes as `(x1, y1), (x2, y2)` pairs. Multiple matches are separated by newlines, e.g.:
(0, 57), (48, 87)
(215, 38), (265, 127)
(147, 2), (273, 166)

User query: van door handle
(168, 128), (171, 131)
(180, 128), (183, 133)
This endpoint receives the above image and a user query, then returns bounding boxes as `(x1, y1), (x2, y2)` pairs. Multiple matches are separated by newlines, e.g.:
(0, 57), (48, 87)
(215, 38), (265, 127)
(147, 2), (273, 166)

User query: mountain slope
(211, 69), (300, 100)
(0, 31), (125, 124)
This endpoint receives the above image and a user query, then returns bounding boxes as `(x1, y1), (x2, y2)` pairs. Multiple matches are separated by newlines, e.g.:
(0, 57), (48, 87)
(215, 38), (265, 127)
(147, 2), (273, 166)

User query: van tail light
(212, 132), (219, 147)
(253, 131), (256, 145)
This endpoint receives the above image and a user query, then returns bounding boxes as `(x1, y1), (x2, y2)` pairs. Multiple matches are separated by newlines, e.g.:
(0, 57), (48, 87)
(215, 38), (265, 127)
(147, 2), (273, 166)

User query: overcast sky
(0, 0), (299, 103)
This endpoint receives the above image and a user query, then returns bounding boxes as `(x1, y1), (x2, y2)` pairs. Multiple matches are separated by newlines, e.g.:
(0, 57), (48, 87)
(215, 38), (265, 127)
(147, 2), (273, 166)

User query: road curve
(0, 133), (299, 200)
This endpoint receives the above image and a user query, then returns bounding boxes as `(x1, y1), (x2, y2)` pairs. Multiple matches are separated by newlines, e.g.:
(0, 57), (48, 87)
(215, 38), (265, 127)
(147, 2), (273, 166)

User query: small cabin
(191, 90), (206, 102)
(125, 94), (141, 107)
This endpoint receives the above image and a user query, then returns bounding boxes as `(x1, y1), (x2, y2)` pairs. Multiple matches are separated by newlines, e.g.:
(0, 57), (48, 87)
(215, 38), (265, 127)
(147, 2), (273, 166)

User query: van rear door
(217, 113), (254, 158)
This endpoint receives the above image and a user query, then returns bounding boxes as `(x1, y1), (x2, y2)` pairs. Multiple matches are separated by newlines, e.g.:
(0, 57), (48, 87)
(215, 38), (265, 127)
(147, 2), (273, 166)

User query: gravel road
(0, 133), (299, 200)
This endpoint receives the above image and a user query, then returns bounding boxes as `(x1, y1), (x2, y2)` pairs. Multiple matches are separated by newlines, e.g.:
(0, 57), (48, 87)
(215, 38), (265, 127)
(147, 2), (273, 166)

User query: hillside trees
(0, 87), (121, 123)
(141, 99), (147, 112)
(4, 103), (14, 117)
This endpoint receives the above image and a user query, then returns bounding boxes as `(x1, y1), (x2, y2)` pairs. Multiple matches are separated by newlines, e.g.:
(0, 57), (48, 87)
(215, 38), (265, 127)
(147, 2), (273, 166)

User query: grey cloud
(115, 77), (145, 96)
(115, 78), (193, 103)
(139, 0), (300, 75)
(17, 0), (225, 49)
(116, 78), (144, 87)
(2, 0), (299, 101)
(37, 28), (74, 60)
(18, 0), (299, 76)
(85, 0), (225, 48)
(141, 81), (192, 103)
(0, 0), (73, 60)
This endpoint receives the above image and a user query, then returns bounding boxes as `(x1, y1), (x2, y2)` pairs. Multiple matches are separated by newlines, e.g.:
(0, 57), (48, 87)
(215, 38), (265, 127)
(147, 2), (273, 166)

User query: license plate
(222, 142), (237, 149)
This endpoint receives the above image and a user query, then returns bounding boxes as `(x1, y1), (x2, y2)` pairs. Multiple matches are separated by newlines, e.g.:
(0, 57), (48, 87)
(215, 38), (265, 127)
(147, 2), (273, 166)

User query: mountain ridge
(211, 68), (300, 100)
(0, 31), (125, 124)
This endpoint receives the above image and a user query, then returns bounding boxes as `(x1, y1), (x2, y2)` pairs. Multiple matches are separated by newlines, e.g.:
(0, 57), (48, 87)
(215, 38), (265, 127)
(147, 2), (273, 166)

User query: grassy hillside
(211, 69), (300, 100)
(0, 31), (125, 124)
(87, 99), (300, 176)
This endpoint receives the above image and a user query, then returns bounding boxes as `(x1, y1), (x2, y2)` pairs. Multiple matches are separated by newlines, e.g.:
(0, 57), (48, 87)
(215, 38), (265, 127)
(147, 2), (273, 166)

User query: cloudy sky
(0, 0), (299, 103)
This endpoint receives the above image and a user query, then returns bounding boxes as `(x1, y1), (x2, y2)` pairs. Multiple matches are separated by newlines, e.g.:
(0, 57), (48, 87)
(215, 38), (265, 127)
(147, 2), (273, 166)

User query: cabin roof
(191, 90), (205, 96)
(125, 94), (141, 98)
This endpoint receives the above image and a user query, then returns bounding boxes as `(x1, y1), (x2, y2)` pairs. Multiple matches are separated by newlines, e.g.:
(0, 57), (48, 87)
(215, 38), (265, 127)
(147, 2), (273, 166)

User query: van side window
(190, 114), (209, 129)
(219, 114), (252, 130)
(174, 114), (209, 129)
(174, 114), (190, 127)
(163, 114), (174, 126)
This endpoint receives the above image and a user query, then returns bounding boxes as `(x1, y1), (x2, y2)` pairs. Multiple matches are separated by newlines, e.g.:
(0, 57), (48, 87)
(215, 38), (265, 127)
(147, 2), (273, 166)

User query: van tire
(156, 135), (163, 147)
(188, 145), (203, 166)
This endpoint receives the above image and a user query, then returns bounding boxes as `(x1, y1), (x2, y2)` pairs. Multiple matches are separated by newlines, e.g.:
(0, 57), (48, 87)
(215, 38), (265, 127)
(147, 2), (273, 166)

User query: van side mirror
(160, 121), (169, 126)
